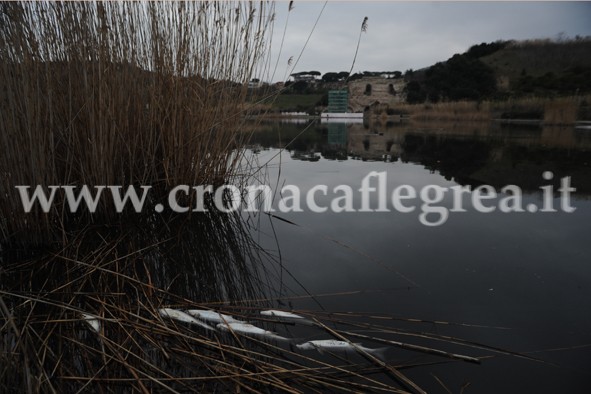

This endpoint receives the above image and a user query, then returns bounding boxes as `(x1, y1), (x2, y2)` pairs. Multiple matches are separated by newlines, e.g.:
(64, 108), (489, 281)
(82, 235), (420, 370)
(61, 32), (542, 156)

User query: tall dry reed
(0, 209), (495, 394)
(391, 95), (590, 124)
(0, 1), (275, 247)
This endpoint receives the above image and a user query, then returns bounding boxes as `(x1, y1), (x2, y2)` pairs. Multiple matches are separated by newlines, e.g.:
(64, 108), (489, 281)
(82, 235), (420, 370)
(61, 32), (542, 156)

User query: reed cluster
(0, 211), (496, 394)
(542, 97), (581, 124)
(0, 212), (270, 392)
(389, 95), (590, 125)
(0, 1), (274, 247)
(405, 101), (492, 122)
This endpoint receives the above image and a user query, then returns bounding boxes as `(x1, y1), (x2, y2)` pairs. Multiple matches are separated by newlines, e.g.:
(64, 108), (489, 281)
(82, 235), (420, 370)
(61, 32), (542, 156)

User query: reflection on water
(1, 207), (496, 393)
(251, 120), (591, 195)
(2, 120), (591, 392)
(247, 120), (591, 393)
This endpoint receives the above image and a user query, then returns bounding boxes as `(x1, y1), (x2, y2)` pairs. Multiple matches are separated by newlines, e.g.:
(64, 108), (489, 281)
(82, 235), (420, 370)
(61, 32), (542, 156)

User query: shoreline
(249, 94), (590, 126)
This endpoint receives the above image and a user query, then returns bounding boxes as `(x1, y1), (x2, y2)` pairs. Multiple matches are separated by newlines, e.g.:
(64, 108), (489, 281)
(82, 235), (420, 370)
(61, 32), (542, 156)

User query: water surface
(247, 120), (591, 393)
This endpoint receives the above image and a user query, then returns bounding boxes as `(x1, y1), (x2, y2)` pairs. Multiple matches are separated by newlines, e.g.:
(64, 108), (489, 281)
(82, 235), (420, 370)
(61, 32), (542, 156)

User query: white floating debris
(81, 313), (100, 334)
(186, 309), (242, 324)
(260, 310), (305, 320)
(296, 339), (388, 358)
(159, 308), (216, 331)
(217, 322), (290, 342)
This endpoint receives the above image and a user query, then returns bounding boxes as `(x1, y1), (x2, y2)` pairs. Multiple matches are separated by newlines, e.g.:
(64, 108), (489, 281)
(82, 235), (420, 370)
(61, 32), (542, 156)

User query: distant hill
(482, 39), (591, 96)
(404, 38), (591, 103)
(265, 38), (591, 113)
(482, 39), (591, 82)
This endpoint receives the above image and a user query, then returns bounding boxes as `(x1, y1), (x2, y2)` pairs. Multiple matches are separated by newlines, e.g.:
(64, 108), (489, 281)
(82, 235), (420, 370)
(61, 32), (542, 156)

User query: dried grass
(0, 3), (556, 392)
(390, 95), (590, 125)
(1, 216), (525, 393)
(0, 1), (274, 246)
(0, 212), (490, 394)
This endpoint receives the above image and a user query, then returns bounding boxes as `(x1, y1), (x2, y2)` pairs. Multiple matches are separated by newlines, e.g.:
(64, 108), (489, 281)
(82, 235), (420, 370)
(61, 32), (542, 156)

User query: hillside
(482, 39), (591, 84)
(404, 38), (591, 103)
(260, 37), (591, 115)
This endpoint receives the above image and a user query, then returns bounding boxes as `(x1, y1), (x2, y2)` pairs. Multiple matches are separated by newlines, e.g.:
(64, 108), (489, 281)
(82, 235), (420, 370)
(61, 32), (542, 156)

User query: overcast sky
(265, 1), (591, 81)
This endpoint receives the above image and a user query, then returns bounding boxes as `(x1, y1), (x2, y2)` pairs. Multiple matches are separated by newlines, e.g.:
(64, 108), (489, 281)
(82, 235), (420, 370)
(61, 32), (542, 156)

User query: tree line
(404, 39), (591, 103)
(290, 70), (404, 83)
(404, 41), (507, 104)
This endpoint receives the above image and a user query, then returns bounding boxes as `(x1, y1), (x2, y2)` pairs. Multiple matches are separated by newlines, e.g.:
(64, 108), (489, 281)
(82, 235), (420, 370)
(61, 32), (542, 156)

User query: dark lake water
(4, 119), (590, 393)
(245, 119), (591, 393)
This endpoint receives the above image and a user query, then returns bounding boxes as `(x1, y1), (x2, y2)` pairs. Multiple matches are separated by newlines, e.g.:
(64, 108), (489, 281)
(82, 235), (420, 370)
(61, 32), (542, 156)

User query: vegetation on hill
(268, 93), (325, 113)
(404, 41), (508, 103)
(404, 38), (591, 104)
(406, 52), (500, 103)
(254, 37), (591, 119)
(481, 38), (591, 83)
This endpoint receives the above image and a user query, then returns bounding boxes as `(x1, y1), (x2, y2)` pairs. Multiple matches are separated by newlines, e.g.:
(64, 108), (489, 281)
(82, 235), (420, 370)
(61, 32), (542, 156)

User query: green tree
(404, 81), (426, 104)
(337, 71), (350, 80)
(291, 80), (308, 93)
(349, 73), (363, 81)
(422, 54), (497, 101)
(322, 72), (340, 83)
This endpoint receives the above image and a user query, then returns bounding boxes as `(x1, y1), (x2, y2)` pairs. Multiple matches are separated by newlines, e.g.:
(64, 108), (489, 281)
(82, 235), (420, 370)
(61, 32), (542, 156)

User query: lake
(3, 118), (590, 393)
(243, 119), (591, 393)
